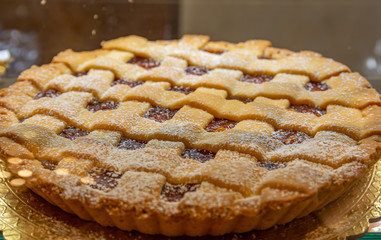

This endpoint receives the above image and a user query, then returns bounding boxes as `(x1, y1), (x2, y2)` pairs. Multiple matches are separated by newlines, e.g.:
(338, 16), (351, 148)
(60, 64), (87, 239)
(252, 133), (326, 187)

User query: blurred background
(0, 0), (381, 92)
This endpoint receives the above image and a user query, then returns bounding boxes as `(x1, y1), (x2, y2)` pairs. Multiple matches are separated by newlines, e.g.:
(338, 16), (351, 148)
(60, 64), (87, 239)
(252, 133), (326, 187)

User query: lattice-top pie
(1, 35), (381, 236)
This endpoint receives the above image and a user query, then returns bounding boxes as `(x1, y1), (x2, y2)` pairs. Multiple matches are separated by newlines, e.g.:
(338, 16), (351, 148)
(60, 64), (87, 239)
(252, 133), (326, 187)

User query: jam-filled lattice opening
(59, 127), (90, 140)
(161, 183), (200, 202)
(117, 138), (147, 150)
(181, 149), (216, 163)
(87, 169), (122, 192)
(256, 161), (288, 171)
(168, 86), (195, 95)
(86, 100), (120, 112)
(239, 74), (274, 84)
(143, 107), (178, 123)
(289, 104), (326, 117)
(34, 89), (61, 100)
(205, 118), (238, 132)
(40, 160), (58, 170)
(184, 66), (209, 76)
(111, 79), (145, 88)
(271, 129), (311, 145)
(127, 56), (160, 70)
(304, 81), (329, 92)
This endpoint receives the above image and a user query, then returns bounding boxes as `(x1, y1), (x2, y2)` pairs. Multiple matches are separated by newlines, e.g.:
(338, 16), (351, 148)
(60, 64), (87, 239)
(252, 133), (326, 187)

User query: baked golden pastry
(0, 35), (380, 236)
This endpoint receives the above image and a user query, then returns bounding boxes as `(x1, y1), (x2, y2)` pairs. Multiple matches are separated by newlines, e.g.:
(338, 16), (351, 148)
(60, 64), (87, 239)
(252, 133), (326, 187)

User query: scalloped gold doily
(1, 158), (381, 240)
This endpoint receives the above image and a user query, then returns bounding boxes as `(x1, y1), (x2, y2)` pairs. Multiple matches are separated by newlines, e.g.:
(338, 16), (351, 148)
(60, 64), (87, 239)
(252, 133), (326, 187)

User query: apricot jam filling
(117, 138), (147, 150)
(239, 74), (273, 84)
(59, 127), (89, 140)
(289, 104), (326, 117)
(34, 89), (61, 100)
(86, 100), (120, 112)
(161, 183), (200, 202)
(143, 107), (178, 123)
(184, 66), (209, 76)
(271, 129), (311, 145)
(205, 118), (237, 132)
(181, 149), (216, 163)
(128, 56), (160, 70)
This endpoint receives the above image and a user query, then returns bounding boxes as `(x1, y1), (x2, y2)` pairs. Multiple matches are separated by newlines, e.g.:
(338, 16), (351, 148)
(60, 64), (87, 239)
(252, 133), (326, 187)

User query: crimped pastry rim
(0, 35), (381, 236)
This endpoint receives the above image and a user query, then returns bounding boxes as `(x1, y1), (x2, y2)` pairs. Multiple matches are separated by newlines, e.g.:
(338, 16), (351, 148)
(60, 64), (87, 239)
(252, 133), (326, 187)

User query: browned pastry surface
(0, 35), (381, 236)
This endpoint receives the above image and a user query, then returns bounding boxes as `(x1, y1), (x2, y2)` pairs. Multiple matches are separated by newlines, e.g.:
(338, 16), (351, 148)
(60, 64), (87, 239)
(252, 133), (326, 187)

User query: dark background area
(0, 0), (381, 92)
(0, 0), (178, 77)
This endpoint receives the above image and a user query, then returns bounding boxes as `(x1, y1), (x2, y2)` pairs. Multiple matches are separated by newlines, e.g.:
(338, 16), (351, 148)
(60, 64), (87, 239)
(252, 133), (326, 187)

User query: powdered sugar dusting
(1, 34), (381, 235)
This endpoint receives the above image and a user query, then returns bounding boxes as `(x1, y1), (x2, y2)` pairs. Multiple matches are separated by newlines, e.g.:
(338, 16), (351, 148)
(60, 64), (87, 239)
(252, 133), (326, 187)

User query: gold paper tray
(1, 159), (381, 240)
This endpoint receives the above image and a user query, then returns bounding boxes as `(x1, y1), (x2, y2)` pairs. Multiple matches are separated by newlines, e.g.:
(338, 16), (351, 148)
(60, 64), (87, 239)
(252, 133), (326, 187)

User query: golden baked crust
(1, 35), (381, 236)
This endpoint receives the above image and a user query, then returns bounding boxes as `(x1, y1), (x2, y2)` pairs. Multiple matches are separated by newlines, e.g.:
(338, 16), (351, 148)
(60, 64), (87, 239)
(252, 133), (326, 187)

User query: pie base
(1, 158), (381, 239)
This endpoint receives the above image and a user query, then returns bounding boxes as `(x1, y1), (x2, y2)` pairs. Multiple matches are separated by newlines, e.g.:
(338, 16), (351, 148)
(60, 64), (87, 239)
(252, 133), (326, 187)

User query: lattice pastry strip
(18, 91), (93, 128)
(233, 120), (275, 135)
(12, 91), (378, 158)
(107, 171), (166, 206)
(13, 121), (378, 172)
(117, 82), (179, 108)
(1, 121), (378, 235)
(45, 69), (115, 99)
(0, 81), (39, 113)
(4, 131), (374, 231)
(0, 107), (19, 126)
(201, 150), (266, 197)
(168, 105), (214, 128)
(54, 52), (380, 110)
(17, 63), (71, 89)
(101, 83), (135, 102)
(17, 79), (381, 145)
(268, 137), (373, 168)
(102, 35), (211, 61)
(56, 157), (94, 177)
(62, 140), (187, 181)
(1, 35), (381, 237)
(262, 46), (295, 59)
(101, 35), (349, 81)
(85, 130), (122, 146)
(255, 160), (334, 195)
(3, 117), (372, 171)
(0, 124), (71, 161)
(21, 114), (66, 133)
